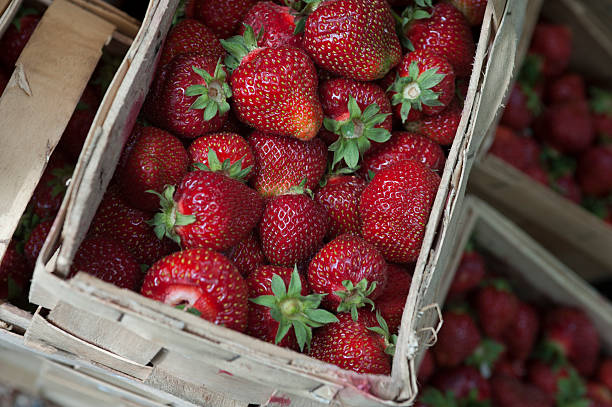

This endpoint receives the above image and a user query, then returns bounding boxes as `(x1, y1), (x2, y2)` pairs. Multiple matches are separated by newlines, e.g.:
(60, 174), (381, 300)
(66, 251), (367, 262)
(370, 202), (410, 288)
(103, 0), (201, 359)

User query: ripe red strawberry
(431, 366), (491, 401)
(144, 53), (231, 138)
(158, 19), (224, 67)
(588, 382), (612, 407)
(527, 361), (571, 398)
(359, 131), (446, 178)
(501, 84), (540, 131)
(525, 164), (550, 186)
(598, 359), (612, 392)
(360, 159), (440, 263)
(248, 266), (337, 351)
(448, 0), (487, 26)
(418, 350), (435, 384)
(401, 2), (475, 77)
(186, 0), (256, 38)
(474, 280), (519, 340)
(494, 356), (526, 379)
(248, 131), (326, 197)
(389, 49), (455, 123)
(226, 232), (266, 277)
(0, 10), (41, 69)
(376, 264), (412, 333)
(223, 27), (322, 140)
(303, 0), (401, 81)
(151, 170), (264, 252)
(23, 220), (52, 268)
(590, 87), (612, 138)
(314, 175), (366, 239)
(406, 98), (462, 146)
(448, 247), (486, 297)
(577, 146), (612, 197)
(547, 73), (586, 104)
(69, 237), (141, 290)
(118, 126), (189, 212)
(188, 132), (255, 180)
(433, 310), (481, 367)
(542, 307), (600, 377)
(259, 187), (329, 266)
(308, 311), (391, 375)
(141, 248), (248, 332)
(489, 126), (541, 171)
(319, 78), (392, 169)
(491, 373), (554, 407)
(538, 100), (595, 154)
(308, 234), (387, 317)
(529, 24), (572, 77)
(240, 1), (303, 49)
(31, 152), (74, 220)
(551, 174), (582, 204)
(502, 302), (539, 361)
(58, 85), (101, 161)
(0, 240), (29, 300)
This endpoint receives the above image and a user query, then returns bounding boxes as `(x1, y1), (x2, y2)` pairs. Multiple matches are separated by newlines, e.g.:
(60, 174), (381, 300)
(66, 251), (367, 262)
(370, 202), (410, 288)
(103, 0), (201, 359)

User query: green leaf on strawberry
(251, 267), (338, 351)
(390, 62), (445, 123)
(367, 311), (397, 356)
(557, 368), (589, 407)
(193, 149), (253, 181)
(48, 165), (75, 198)
(147, 186), (197, 245)
(465, 338), (505, 379)
(590, 87), (612, 115)
(335, 278), (377, 321)
(220, 25), (261, 72)
(185, 59), (232, 120)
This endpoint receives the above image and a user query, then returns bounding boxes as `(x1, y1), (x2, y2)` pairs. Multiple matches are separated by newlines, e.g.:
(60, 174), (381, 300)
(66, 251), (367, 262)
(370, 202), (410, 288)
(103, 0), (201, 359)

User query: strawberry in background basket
(0, 8), (41, 71)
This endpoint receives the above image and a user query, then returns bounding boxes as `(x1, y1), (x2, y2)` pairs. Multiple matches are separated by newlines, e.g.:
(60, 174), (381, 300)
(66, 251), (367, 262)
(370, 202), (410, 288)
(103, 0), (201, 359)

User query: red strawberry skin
(448, 250), (486, 297)
(530, 24), (572, 77)
(141, 248), (248, 332)
(303, 0), (401, 81)
(538, 100), (595, 154)
(489, 126), (541, 170)
(491, 374), (554, 407)
(174, 171), (264, 252)
(186, 0), (256, 38)
(418, 350), (436, 384)
(474, 283), (519, 340)
(0, 13), (41, 69)
(31, 152), (74, 220)
(307, 234), (388, 310)
(24, 220), (53, 268)
(501, 84), (537, 131)
(226, 232), (266, 277)
(376, 264), (413, 333)
(525, 164), (550, 186)
(359, 131), (446, 177)
(308, 311), (391, 375)
(449, 0), (488, 26)
(527, 361), (568, 398)
(246, 265), (309, 349)
(248, 132), (327, 197)
(58, 85), (101, 161)
(118, 126), (189, 212)
(314, 175), (366, 240)
(159, 19), (224, 67)
(587, 382), (612, 407)
(598, 359), (612, 392)
(231, 46), (322, 141)
(552, 174), (582, 204)
(90, 187), (175, 265)
(408, 98), (462, 146)
(502, 302), (539, 361)
(432, 366), (491, 401)
(360, 160), (440, 263)
(69, 237), (141, 291)
(0, 241), (29, 299)
(259, 193), (328, 267)
(547, 73), (586, 104)
(577, 146), (612, 197)
(406, 2), (475, 77)
(433, 310), (481, 367)
(240, 1), (303, 49)
(188, 132), (255, 179)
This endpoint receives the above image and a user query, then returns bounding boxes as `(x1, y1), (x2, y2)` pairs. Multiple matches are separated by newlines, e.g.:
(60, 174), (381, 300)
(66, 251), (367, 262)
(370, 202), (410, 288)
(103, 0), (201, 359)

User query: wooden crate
(469, 0), (612, 282)
(24, 1), (537, 406)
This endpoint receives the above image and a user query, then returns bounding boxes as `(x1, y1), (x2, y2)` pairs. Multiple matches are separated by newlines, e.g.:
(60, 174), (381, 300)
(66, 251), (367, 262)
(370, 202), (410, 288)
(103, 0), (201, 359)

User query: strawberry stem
(335, 278), (377, 321)
(390, 61), (445, 123)
(147, 185), (196, 246)
(367, 311), (397, 356)
(192, 149), (252, 181)
(221, 25), (261, 72)
(185, 59), (232, 120)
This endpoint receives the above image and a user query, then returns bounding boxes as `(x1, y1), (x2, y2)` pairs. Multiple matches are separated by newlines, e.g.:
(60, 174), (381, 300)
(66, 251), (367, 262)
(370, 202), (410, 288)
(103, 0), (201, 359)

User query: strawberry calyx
(335, 278), (377, 321)
(393, 0), (433, 51)
(147, 185), (197, 245)
(184, 59), (232, 121)
(590, 87), (612, 116)
(221, 25), (262, 72)
(291, 0), (323, 34)
(13, 209), (41, 255)
(480, 278), (513, 293)
(465, 338), (505, 379)
(390, 61), (446, 123)
(540, 146), (576, 181)
(285, 178), (314, 199)
(11, 8), (39, 31)
(518, 54), (543, 88)
(250, 267), (338, 351)
(556, 368), (590, 407)
(520, 82), (542, 116)
(582, 196), (611, 219)
(324, 97), (391, 170)
(192, 148), (252, 181)
(535, 340), (570, 370)
(47, 165), (75, 198)
(367, 311), (397, 356)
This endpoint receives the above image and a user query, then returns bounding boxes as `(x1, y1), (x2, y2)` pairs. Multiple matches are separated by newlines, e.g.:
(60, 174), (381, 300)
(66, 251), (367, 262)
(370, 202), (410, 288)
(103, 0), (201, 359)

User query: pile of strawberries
(489, 22), (612, 225)
(415, 245), (612, 407)
(17, 0), (485, 374)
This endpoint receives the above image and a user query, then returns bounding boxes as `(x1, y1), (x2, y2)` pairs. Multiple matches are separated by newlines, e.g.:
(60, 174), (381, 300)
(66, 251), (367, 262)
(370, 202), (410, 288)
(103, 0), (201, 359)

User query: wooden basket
(470, 0), (612, 282)
(24, 1), (537, 405)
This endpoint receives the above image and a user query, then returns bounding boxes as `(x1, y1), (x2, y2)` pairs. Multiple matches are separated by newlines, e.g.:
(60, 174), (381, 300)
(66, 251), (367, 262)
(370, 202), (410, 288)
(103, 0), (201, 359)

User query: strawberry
(551, 174), (582, 204)
(359, 131), (446, 178)
(541, 307), (600, 377)
(400, 2), (475, 77)
(248, 131), (327, 197)
(222, 26), (322, 140)
(577, 146), (612, 197)
(226, 232), (265, 278)
(303, 0), (401, 81)
(308, 234), (387, 318)
(502, 302), (539, 361)
(141, 248), (248, 332)
(494, 356), (526, 379)
(448, 247), (486, 297)
(418, 350), (436, 384)
(598, 359), (612, 392)
(490, 373), (554, 407)
(489, 126), (541, 171)
(69, 237), (141, 290)
(118, 126), (189, 212)
(448, 0), (488, 26)
(158, 19), (224, 67)
(308, 311), (391, 375)
(248, 266), (337, 351)
(474, 280), (519, 340)
(150, 170), (264, 252)
(389, 49), (455, 123)
(431, 366), (491, 401)
(525, 164), (550, 186)
(319, 78), (392, 170)
(0, 68), (8, 94)
(58, 85), (101, 161)
(0, 241), (29, 300)
(588, 383), (612, 407)
(89, 187), (175, 265)
(0, 10), (41, 70)
(188, 132), (255, 180)
(529, 24), (572, 77)
(527, 361), (570, 398)
(500, 83), (540, 131)
(433, 310), (481, 367)
(240, 1), (303, 49)
(259, 185), (328, 267)
(314, 175), (366, 240)
(360, 159), (440, 263)
(376, 264), (412, 333)
(23, 220), (52, 268)
(144, 53), (231, 138)
(31, 152), (74, 220)
(547, 73), (586, 104)
(186, 0), (256, 38)
(538, 100), (595, 154)
(406, 98), (462, 146)
(590, 87), (612, 138)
